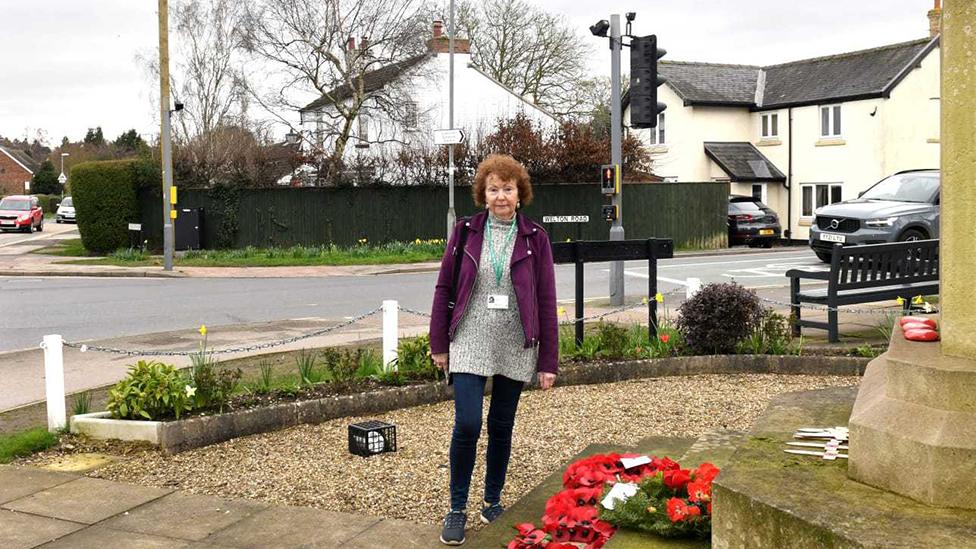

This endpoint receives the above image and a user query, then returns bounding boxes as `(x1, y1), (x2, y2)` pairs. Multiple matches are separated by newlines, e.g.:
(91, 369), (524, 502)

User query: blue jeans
(449, 373), (524, 511)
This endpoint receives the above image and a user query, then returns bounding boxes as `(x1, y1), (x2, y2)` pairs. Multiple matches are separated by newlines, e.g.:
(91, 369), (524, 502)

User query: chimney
(928, 0), (942, 38)
(428, 19), (471, 54)
(360, 36), (369, 51)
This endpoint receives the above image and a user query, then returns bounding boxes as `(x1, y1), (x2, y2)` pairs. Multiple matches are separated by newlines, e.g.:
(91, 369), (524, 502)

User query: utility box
(175, 207), (204, 250)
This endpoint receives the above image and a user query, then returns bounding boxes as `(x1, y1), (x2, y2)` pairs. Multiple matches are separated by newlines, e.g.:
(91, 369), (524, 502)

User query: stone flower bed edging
(70, 354), (868, 454)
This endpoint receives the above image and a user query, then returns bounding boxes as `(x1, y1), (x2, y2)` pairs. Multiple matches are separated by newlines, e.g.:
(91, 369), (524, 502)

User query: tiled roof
(703, 142), (786, 182)
(0, 146), (38, 174)
(659, 61), (760, 106)
(626, 37), (937, 110)
(300, 54), (433, 113)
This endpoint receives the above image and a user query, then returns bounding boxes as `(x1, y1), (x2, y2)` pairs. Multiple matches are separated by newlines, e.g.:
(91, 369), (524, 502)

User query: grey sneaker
(480, 502), (505, 524)
(440, 510), (467, 545)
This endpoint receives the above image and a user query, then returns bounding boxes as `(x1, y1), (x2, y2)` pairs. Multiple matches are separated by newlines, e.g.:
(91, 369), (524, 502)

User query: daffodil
(185, 385), (196, 398)
(641, 297), (649, 305)
(896, 297), (905, 305)
(655, 292), (664, 303)
(199, 325), (207, 336)
(912, 295), (925, 305)
(557, 306), (566, 316)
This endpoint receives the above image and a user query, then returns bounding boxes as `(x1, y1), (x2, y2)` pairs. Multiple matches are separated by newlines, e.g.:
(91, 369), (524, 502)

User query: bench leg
(828, 307), (839, 343)
(790, 277), (801, 337)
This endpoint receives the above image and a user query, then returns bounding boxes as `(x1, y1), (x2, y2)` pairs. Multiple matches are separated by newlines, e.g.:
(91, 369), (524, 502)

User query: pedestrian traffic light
(602, 204), (618, 222)
(630, 34), (667, 129)
(601, 164), (619, 195)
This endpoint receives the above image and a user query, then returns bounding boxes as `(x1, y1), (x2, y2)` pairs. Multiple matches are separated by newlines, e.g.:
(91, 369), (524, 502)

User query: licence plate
(820, 233), (846, 243)
(759, 229), (774, 235)
(0, 221), (12, 226)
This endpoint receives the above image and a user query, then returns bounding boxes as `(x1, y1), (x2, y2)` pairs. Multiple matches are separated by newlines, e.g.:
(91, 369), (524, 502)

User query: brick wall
(0, 151), (32, 197)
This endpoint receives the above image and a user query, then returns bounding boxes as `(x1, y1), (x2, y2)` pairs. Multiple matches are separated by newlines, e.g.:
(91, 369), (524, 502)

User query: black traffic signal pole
(552, 239), (674, 347)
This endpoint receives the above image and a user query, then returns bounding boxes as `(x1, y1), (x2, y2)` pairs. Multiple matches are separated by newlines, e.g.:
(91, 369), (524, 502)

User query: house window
(751, 183), (767, 204)
(403, 101), (419, 130)
(820, 104), (842, 137)
(801, 183), (843, 216)
(761, 113), (778, 138)
(648, 112), (666, 145)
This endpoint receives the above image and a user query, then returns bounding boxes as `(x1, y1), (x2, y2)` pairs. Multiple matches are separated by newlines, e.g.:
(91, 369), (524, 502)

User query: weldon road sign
(433, 129), (465, 145)
(543, 215), (589, 223)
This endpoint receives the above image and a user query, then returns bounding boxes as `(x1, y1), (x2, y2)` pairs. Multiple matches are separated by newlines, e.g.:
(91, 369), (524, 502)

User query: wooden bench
(786, 240), (939, 342)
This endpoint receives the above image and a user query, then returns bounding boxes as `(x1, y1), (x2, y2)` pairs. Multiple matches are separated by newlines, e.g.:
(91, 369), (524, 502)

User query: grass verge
(0, 427), (59, 464)
(37, 240), (446, 267)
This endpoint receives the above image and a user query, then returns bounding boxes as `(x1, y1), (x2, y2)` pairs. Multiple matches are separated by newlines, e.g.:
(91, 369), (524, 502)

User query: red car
(0, 195), (44, 233)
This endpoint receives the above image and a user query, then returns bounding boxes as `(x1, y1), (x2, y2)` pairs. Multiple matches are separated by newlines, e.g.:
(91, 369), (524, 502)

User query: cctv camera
(625, 12), (636, 22)
(589, 20), (610, 37)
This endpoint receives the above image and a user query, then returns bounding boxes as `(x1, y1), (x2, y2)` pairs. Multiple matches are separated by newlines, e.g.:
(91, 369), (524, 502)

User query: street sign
(433, 129), (465, 145)
(128, 223), (142, 231)
(58, 172), (67, 184)
(543, 215), (590, 223)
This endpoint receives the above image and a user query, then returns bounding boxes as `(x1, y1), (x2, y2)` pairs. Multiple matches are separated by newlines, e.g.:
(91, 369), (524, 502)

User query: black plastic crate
(348, 420), (397, 457)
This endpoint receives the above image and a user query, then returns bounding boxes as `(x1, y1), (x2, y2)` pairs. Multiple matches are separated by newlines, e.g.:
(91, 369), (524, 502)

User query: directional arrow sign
(433, 129), (465, 145)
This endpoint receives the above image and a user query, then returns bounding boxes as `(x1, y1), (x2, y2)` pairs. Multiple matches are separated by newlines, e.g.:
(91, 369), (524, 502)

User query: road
(0, 248), (822, 353)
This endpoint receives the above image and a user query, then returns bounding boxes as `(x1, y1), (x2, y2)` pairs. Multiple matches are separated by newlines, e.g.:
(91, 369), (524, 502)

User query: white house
(298, 21), (558, 181)
(625, 9), (942, 242)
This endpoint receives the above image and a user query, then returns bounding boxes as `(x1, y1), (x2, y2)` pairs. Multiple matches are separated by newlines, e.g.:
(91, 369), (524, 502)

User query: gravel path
(89, 374), (859, 525)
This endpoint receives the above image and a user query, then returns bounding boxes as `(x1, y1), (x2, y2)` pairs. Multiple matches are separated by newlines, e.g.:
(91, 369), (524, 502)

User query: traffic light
(601, 164), (619, 195)
(630, 34), (667, 129)
(602, 204), (618, 222)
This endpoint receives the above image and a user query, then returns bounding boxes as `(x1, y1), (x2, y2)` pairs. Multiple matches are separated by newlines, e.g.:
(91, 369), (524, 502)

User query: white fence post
(382, 300), (399, 372)
(686, 278), (702, 300)
(41, 334), (66, 432)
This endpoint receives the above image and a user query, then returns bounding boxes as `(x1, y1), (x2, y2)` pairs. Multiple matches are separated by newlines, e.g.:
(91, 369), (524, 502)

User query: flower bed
(506, 453), (718, 548)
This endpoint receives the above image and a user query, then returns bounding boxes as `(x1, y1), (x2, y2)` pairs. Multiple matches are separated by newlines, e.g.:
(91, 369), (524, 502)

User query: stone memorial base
(848, 325), (976, 509)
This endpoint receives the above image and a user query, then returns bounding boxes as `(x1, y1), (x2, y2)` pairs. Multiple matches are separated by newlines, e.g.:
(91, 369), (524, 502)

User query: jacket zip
(449, 246), (480, 339)
(513, 235), (534, 346)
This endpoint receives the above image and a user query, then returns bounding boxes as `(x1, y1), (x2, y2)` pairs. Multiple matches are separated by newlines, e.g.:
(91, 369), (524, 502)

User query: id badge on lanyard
(487, 294), (509, 309)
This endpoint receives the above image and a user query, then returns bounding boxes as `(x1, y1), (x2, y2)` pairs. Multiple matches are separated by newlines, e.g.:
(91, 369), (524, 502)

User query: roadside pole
(159, 0), (175, 271)
(446, 0), (457, 239)
(608, 14), (625, 306)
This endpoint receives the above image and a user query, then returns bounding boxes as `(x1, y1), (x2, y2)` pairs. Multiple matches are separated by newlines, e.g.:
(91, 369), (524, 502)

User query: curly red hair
(471, 154), (533, 207)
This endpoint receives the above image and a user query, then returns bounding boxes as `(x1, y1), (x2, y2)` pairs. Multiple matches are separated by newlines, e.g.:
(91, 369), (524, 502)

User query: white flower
(185, 385), (197, 398)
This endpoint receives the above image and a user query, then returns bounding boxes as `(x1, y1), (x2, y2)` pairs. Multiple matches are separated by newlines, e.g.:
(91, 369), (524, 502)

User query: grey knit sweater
(449, 213), (538, 383)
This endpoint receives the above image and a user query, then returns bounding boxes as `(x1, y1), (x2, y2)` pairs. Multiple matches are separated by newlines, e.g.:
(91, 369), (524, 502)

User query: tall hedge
(71, 159), (159, 253)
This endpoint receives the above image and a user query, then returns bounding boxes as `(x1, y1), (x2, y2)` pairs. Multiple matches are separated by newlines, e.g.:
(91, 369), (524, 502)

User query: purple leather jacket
(429, 211), (559, 375)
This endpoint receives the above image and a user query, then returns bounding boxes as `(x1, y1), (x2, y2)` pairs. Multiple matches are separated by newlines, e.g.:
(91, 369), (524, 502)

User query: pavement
(0, 464), (438, 548)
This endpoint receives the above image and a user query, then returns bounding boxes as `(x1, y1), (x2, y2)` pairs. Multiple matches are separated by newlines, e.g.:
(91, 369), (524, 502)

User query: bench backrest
(829, 239), (939, 292)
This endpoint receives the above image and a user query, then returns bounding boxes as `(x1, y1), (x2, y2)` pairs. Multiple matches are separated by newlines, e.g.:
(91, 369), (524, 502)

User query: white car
(56, 196), (76, 223)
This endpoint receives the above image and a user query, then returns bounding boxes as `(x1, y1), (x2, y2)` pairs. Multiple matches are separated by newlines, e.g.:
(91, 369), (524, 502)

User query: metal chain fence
(756, 296), (939, 315)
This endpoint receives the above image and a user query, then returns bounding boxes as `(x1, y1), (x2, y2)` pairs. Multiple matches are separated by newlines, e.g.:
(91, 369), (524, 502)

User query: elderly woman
(429, 154), (558, 545)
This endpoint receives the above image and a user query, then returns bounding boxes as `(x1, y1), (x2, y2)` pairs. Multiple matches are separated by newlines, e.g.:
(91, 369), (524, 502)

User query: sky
(0, 0), (937, 147)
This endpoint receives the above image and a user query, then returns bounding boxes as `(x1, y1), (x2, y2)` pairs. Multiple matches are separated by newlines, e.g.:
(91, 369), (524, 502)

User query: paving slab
(0, 465), (77, 505)
(1, 477), (170, 524)
(0, 509), (85, 549)
(101, 492), (268, 542)
(38, 525), (192, 548)
(340, 517), (441, 548)
(202, 505), (382, 548)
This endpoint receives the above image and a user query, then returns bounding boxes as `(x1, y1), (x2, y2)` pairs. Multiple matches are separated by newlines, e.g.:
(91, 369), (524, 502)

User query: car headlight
(864, 216), (898, 227)
(17, 214), (29, 221)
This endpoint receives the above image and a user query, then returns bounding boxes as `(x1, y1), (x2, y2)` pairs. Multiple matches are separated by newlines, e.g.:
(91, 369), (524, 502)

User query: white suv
(56, 196), (76, 223)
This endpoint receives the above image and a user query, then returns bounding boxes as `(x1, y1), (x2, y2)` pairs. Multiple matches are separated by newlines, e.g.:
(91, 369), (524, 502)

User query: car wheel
(56, 218), (62, 224)
(26, 222), (34, 234)
(815, 251), (832, 263)
(761, 239), (774, 249)
(899, 229), (926, 242)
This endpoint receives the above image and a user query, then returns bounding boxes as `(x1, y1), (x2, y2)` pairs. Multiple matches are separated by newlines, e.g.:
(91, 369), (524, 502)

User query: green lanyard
(485, 215), (518, 286)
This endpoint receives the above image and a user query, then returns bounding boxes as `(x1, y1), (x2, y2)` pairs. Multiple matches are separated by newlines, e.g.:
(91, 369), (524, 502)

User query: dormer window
(404, 101), (419, 130)
(761, 113), (778, 138)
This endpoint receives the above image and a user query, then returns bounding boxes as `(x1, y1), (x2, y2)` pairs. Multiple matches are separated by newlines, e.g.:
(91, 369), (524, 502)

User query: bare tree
(457, 0), (593, 118)
(238, 0), (433, 167)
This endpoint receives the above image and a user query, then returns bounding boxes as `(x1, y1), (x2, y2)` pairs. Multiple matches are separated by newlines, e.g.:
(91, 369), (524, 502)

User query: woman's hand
(432, 353), (449, 371)
(538, 373), (556, 390)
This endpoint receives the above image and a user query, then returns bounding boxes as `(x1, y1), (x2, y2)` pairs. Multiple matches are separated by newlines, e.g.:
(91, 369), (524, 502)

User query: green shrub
(595, 321), (629, 359)
(355, 348), (385, 378)
(736, 309), (801, 355)
(321, 348), (361, 383)
(106, 360), (193, 420)
(257, 361), (275, 393)
(71, 159), (158, 253)
(190, 362), (241, 412)
(35, 194), (60, 214)
(72, 391), (93, 416)
(396, 335), (438, 380)
(676, 283), (764, 355)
